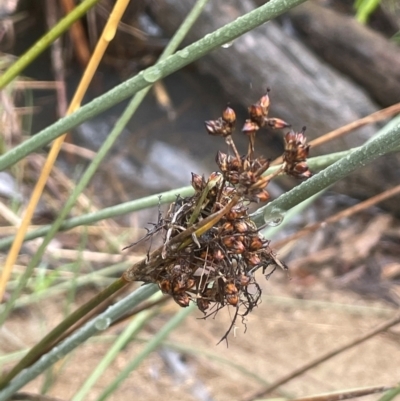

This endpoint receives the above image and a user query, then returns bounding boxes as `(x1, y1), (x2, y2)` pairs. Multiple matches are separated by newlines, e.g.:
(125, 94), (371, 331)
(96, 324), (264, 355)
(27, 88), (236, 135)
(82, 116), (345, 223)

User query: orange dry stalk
(123, 91), (312, 341)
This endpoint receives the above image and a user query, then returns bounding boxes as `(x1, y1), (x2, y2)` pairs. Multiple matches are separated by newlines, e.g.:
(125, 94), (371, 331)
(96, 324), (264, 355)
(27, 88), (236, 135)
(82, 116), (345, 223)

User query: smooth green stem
(96, 303), (195, 401)
(0, 0), (100, 89)
(0, 277), (128, 389)
(0, 0), (307, 170)
(0, 284), (158, 401)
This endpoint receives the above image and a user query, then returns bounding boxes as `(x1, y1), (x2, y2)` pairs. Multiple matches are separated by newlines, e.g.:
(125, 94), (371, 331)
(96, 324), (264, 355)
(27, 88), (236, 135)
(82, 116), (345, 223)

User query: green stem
(0, 284), (158, 401)
(0, 0), (307, 170)
(0, 277), (128, 389)
(96, 303), (195, 401)
(0, 0), (100, 89)
(71, 293), (163, 401)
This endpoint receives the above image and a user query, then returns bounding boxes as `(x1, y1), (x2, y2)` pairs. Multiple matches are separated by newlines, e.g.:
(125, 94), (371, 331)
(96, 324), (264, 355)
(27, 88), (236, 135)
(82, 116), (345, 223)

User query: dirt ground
(3, 267), (399, 401)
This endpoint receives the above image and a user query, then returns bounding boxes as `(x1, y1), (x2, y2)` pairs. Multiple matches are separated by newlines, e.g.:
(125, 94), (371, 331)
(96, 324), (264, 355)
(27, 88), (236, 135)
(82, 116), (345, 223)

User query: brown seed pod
(245, 252), (261, 266)
(197, 297), (211, 313)
(237, 274), (250, 287)
(173, 292), (191, 308)
(248, 104), (264, 126)
(191, 172), (205, 192)
(234, 220), (250, 233)
(242, 119), (259, 135)
(266, 117), (291, 129)
(216, 151), (229, 172)
(259, 91), (270, 113)
(158, 279), (172, 294)
(222, 106), (236, 125)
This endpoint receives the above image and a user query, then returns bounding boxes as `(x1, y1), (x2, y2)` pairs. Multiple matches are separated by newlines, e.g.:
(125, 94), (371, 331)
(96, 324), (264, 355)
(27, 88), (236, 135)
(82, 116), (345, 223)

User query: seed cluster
(124, 91), (311, 340)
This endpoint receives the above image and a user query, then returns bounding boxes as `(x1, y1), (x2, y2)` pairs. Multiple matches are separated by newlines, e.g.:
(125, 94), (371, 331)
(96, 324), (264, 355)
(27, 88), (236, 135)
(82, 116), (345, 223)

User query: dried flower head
(123, 91), (312, 343)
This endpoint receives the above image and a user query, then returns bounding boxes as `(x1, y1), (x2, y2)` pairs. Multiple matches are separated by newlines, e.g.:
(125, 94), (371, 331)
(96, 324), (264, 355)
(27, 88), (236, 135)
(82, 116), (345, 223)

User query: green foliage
(354, 0), (381, 23)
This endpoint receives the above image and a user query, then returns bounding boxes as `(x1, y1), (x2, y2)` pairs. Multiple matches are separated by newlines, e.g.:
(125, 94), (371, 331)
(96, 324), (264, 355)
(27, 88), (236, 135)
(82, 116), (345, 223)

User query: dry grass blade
(9, 392), (65, 401)
(0, 0), (130, 301)
(285, 385), (394, 401)
(242, 312), (400, 401)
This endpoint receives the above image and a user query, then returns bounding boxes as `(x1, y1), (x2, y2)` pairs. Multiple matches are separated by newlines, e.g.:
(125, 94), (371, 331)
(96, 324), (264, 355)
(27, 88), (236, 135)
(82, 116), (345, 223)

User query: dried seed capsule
(221, 221), (234, 233)
(225, 283), (239, 306)
(226, 293), (239, 306)
(266, 117), (291, 129)
(222, 236), (235, 248)
(259, 90), (270, 113)
(242, 119), (259, 134)
(204, 119), (222, 136)
(231, 240), (245, 254)
(226, 205), (247, 220)
(234, 220), (249, 233)
(174, 292), (191, 308)
(222, 106), (236, 125)
(197, 297), (210, 312)
(245, 252), (261, 266)
(226, 171), (239, 184)
(249, 236), (264, 251)
(185, 279), (196, 290)
(191, 172), (204, 192)
(158, 279), (171, 294)
(213, 248), (225, 261)
(216, 151), (229, 172)
(237, 274), (250, 287)
(248, 104), (264, 126)
(227, 155), (241, 170)
(254, 189), (270, 202)
(225, 282), (238, 295)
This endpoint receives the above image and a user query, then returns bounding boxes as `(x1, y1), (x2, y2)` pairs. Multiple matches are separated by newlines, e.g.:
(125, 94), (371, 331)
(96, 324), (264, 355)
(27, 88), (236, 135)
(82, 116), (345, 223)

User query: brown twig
(60, 0), (91, 68)
(242, 312), (400, 401)
(288, 385), (394, 401)
(10, 392), (65, 401)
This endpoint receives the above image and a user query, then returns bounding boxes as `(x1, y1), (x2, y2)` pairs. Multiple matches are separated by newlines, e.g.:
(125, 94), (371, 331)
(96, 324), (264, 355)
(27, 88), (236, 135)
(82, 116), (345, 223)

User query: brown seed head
(222, 106), (236, 125)
(216, 151), (229, 172)
(191, 172), (204, 192)
(174, 292), (191, 308)
(266, 117), (291, 130)
(242, 119), (259, 135)
(158, 279), (171, 294)
(259, 91), (270, 113)
(248, 104), (265, 126)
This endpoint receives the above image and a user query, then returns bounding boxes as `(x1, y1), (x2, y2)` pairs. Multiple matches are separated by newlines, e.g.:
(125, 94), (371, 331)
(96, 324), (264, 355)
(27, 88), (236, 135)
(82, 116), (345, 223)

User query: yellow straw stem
(0, 0), (130, 301)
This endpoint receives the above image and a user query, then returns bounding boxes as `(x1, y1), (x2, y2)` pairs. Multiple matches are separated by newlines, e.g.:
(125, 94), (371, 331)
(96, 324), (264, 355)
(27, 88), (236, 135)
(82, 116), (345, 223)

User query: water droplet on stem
(143, 67), (162, 83)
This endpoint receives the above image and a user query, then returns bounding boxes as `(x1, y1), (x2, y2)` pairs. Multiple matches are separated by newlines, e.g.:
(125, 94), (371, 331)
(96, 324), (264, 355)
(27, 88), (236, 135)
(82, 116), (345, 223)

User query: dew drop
(221, 40), (234, 49)
(143, 67), (162, 83)
(263, 208), (285, 226)
(95, 317), (111, 331)
(179, 48), (189, 59)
